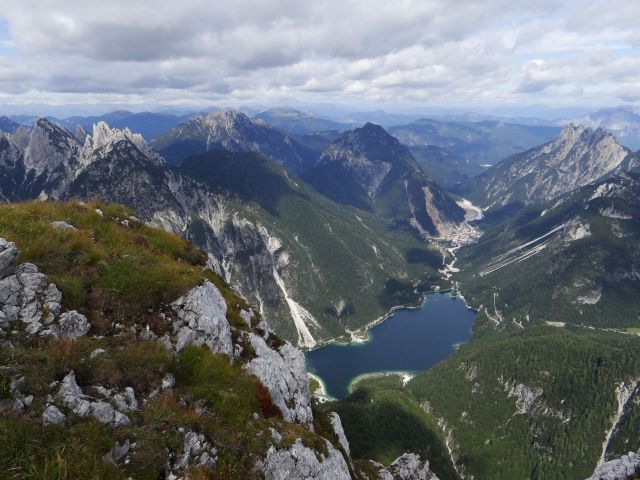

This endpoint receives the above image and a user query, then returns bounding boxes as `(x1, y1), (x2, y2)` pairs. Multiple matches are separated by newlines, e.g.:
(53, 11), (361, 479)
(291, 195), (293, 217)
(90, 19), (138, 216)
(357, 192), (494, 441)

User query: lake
(305, 292), (477, 399)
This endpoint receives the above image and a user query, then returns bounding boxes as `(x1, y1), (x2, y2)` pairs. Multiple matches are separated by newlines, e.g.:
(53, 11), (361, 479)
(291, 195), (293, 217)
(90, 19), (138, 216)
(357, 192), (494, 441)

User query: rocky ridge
(152, 109), (314, 171)
(464, 124), (631, 209)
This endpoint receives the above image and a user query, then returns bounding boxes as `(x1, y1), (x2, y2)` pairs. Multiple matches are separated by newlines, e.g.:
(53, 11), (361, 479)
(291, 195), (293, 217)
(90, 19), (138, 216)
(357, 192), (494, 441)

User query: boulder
(50, 221), (77, 231)
(56, 371), (131, 428)
(256, 439), (351, 480)
(171, 281), (233, 357)
(49, 310), (91, 339)
(42, 405), (66, 426)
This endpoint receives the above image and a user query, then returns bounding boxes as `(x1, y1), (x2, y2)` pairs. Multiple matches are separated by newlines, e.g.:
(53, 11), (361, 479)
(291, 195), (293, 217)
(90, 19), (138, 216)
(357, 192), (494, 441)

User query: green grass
(0, 201), (207, 328)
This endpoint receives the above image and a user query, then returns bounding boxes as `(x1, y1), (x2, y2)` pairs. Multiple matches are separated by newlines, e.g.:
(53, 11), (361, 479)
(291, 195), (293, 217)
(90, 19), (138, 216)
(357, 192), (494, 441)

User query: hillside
(178, 149), (446, 347)
(454, 171), (640, 333)
(329, 171), (640, 480)
(0, 201), (441, 480)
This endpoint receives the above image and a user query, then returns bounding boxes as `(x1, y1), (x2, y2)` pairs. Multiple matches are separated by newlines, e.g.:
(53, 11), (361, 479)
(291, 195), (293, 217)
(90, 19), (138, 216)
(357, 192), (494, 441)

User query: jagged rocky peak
(466, 122), (631, 208)
(317, 122), (414, 196)
(83, 121), (163, 166)
(23, 117), (82, 175)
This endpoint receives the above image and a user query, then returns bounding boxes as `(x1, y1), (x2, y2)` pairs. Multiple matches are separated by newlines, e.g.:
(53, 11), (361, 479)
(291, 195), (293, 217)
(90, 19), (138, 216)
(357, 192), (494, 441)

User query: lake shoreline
(306, 291), (477, 399)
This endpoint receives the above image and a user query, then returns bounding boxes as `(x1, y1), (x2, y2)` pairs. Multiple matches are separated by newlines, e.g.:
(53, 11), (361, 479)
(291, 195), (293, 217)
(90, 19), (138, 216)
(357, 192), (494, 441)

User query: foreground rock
(170, 280), (233, 357)
(256, 439), (351, 480)
(0, 237), (89, 339)
(243, 332), (313, 428)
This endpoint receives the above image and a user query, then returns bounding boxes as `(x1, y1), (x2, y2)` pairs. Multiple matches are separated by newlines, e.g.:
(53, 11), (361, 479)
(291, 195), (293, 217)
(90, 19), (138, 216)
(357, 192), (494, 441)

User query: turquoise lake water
(305, 292), (477, 399)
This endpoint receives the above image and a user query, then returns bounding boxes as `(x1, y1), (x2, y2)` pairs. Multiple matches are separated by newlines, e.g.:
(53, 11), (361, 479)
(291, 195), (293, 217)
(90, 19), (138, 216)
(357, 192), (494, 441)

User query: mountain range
(0, 115), (461, 348)
(3, 105), (640, 479)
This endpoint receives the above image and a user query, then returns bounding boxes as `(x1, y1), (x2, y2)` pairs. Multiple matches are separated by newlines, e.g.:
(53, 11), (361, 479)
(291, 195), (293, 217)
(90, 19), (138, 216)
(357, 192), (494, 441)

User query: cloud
(0, 0), (638, 112)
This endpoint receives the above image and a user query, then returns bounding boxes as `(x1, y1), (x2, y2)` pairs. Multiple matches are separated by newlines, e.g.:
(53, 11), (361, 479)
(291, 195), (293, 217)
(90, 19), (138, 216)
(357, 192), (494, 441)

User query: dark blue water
(306, 292), (476, 399)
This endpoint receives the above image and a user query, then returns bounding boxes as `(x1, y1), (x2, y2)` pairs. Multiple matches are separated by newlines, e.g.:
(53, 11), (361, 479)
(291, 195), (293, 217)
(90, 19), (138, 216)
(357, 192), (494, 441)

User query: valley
(2, 106), (640, 480)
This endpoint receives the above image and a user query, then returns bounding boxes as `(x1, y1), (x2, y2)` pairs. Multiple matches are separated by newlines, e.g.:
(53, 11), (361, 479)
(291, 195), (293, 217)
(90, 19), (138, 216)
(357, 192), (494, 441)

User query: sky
(0, 0), (639, 116)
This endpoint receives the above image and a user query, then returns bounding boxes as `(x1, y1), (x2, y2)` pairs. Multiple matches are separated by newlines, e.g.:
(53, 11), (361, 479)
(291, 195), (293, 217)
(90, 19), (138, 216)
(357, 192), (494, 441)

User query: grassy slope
(180, 151), (446, 342)
(0, 201), (343, 479)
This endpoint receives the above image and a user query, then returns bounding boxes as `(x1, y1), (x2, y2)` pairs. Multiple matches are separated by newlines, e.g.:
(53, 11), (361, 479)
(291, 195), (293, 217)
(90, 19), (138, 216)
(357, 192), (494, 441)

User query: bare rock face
(170, 280), (233, 358)
(471, 125), (630, 208)
(587, 449), (640, 480)
(256, 439), (351, 480)
(243, 332), (313, 428)
(329, 412), (351, 458)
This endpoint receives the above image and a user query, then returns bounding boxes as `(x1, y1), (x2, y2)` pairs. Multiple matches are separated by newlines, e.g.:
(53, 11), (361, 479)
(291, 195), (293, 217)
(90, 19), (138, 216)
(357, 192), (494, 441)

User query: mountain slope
(178, 150), (446, 346)
(388, 119), (561, 167)
(152, 109), (318, 171)
(0, 118), (447, 348)
(456, 172), (640, 334)
(302, 123), (466, 238)
(461, 125), (630, 209)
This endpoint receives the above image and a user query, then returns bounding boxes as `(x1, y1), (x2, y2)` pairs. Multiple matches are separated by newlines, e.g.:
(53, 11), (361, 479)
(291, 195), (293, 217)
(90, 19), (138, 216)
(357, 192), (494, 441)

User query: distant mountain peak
(464, 123), (630, 208)
(84, 121), (163, 166)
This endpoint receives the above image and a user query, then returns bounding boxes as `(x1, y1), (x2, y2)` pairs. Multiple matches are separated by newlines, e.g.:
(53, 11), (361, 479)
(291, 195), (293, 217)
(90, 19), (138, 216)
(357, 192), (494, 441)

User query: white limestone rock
(329, 412), (351, 458)
(50, 221), (77, 231)
(0, 238), (19, 278)
(380, 453), (440, 480)
(243, 333), (313, 427)
(587, 449), (640, 480)
(170, 280), (233, 357)
(47, 310), (91, 339)
(169, 430), (217, 473)
(42, 405), (66, 426)
(256, 439), (351, 480)
(56, 371), (131, 428)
